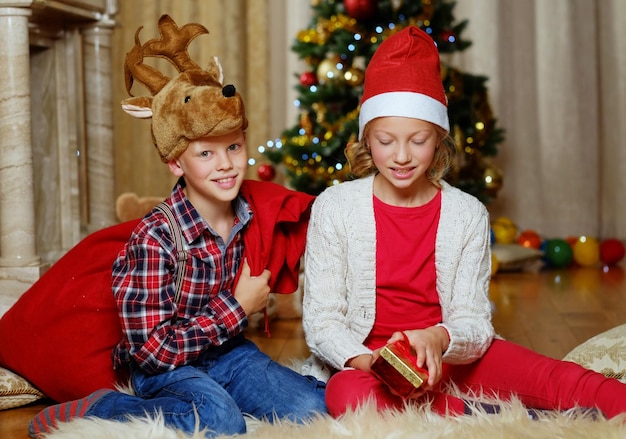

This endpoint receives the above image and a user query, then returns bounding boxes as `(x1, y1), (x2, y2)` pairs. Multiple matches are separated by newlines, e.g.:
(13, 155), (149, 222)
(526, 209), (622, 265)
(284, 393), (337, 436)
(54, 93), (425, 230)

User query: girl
(301, 25), (626, 419)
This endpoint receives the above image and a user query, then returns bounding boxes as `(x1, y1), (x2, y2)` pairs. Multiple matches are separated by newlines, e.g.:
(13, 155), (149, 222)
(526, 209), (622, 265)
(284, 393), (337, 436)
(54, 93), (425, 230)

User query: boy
(29, 15), (326, 438)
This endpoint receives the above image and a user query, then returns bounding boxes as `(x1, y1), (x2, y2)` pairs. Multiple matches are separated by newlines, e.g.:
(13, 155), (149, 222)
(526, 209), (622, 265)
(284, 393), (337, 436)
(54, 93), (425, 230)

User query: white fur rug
(42, 399), (626, 439)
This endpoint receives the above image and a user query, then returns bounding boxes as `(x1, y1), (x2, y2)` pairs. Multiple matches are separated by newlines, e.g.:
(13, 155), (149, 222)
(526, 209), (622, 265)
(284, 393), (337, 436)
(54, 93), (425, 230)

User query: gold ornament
(344, 67), (364, 86)
(484, 163), (503, 195)
(317, 58), (342, 84)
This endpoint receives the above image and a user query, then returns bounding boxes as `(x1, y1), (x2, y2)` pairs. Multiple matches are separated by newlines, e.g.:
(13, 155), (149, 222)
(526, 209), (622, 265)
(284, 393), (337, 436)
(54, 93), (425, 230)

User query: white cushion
(563, 324), (626, 383)
(0, 366), (45, 410)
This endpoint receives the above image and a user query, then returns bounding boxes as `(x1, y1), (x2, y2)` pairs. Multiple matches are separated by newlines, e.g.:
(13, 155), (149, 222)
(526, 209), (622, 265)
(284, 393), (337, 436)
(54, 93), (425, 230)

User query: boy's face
(168, 130), (248, 207)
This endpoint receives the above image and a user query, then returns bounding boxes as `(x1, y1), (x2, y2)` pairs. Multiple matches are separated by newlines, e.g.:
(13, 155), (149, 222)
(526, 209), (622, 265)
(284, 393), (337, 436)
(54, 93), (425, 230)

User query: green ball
(545, 239), (573, 268)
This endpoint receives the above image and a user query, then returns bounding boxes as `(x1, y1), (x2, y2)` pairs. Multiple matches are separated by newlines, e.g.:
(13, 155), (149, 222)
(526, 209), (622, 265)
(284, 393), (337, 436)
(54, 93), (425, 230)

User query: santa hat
(359, 26), (449, 139)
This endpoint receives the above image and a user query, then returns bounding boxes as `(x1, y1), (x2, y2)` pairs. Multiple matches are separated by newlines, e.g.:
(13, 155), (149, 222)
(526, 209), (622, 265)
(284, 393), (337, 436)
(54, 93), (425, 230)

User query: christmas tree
(257, 0), (504, 203)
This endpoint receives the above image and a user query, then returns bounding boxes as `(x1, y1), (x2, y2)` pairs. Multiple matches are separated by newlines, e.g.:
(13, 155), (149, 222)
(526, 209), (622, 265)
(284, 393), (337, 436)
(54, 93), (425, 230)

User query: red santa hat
(359, 26), (449, 139)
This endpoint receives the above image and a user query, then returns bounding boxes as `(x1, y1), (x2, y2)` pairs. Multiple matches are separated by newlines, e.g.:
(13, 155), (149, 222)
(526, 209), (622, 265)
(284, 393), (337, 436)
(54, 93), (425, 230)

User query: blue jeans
(85, 335), (327, 437)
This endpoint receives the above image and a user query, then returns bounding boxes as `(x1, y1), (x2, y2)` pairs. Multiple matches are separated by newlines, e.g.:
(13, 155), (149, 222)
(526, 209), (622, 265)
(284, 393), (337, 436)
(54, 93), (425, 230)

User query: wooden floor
(2, 265), (625, 438)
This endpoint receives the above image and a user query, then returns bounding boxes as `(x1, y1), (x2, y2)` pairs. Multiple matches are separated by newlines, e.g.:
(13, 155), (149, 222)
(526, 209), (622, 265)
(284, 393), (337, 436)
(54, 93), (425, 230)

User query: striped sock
(28, 389), (113, 438)
(463, 400), (502, 415)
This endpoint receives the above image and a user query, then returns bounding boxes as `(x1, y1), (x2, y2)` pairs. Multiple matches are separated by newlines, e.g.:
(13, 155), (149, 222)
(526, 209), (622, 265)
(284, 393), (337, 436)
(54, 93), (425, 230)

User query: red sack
(0, 220), (139, 402)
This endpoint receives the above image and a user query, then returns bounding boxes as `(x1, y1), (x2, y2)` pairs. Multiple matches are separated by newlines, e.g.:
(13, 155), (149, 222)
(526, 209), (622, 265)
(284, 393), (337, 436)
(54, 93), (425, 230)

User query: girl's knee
(326, 371), (368, 416)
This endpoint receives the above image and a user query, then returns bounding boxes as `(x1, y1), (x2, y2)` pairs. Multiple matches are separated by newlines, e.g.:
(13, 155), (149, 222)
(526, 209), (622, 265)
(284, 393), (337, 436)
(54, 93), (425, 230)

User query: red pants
(326, 339), (626, 418)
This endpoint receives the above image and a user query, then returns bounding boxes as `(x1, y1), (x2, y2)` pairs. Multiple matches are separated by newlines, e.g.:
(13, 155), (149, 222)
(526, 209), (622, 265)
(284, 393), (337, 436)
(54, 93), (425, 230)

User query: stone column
(0, 5), (42, 315)
(82, 18), (117, 233)
(0, 6), (39, 268)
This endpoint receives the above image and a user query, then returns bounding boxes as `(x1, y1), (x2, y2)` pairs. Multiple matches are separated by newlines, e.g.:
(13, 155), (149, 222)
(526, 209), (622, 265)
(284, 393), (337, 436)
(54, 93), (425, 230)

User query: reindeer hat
(121, 15), (248, 162)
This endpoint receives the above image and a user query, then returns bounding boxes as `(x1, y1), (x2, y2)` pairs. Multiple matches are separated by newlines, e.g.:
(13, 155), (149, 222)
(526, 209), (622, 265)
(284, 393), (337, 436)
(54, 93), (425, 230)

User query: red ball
(343, 0), (378, 20)
(599, 238), (626, 265)
(257, 163), (276, 182)
(565, 236), (579, 248)
(517, 229), (542, 249)
(299, 71), (317, 87)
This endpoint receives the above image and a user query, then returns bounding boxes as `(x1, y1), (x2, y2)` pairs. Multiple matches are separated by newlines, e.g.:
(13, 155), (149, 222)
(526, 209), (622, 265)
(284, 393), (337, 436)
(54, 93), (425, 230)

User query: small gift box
(371, 334), (429, 398)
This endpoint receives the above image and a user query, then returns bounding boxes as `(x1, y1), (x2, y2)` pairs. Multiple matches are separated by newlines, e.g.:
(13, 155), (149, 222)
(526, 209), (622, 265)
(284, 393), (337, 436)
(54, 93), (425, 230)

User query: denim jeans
(85, 334), (327, 437)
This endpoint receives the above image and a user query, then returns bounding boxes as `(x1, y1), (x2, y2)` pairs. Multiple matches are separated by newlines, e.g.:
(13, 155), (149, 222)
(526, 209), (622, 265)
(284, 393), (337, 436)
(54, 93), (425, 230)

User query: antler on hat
(358, 26), (449, 139)
(121, 15), (248, 162)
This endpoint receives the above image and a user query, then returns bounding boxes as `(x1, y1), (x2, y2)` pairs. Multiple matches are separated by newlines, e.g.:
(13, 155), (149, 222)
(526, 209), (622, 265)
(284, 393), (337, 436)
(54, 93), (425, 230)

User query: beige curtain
(449, 0), (626, 240)
(112, 0), (270, 198)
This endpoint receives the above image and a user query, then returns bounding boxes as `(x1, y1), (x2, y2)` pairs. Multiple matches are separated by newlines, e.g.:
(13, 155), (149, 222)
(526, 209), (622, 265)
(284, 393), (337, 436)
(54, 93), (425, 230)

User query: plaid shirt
(112, 178), (252, 375)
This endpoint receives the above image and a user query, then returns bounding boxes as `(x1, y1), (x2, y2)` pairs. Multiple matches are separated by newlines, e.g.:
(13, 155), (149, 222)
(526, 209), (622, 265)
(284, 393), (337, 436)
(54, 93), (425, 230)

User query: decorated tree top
(258, 0), (504, 204)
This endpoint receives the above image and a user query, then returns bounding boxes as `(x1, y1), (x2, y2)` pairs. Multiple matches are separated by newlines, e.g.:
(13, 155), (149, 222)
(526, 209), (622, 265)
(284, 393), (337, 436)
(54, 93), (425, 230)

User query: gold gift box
(371, 341), (429, 398)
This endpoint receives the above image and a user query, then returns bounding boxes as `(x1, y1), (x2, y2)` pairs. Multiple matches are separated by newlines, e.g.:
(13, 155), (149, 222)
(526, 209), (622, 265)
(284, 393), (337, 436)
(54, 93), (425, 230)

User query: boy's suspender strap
(154, 202), (188, 306)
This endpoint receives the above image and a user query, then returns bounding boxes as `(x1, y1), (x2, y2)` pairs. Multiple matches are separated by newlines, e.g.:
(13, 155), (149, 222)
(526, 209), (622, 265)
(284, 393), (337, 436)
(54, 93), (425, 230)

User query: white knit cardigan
(301, 175), (495, 382)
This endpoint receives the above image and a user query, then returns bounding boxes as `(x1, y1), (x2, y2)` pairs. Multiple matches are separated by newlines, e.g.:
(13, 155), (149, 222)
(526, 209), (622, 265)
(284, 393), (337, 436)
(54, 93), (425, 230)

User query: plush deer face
(121, 15), (247, 162)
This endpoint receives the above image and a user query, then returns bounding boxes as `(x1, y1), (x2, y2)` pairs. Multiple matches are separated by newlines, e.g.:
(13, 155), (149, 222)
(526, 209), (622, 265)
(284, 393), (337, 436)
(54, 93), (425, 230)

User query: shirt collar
(169, 177), (253, 242)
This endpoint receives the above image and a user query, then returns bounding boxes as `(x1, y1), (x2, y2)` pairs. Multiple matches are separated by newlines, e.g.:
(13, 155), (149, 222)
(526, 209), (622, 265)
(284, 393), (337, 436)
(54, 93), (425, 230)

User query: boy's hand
(234, 259), (271, 316)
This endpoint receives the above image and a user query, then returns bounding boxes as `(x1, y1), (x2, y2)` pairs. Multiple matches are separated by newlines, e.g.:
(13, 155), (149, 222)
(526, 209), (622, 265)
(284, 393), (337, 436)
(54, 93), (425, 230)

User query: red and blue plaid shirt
(112, 178), (253, 375)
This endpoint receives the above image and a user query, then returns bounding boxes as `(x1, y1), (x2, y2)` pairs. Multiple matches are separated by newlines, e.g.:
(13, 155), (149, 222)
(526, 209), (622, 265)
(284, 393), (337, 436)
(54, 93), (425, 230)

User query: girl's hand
(345, 350), (378, 372)
(387, 326), (449, 390)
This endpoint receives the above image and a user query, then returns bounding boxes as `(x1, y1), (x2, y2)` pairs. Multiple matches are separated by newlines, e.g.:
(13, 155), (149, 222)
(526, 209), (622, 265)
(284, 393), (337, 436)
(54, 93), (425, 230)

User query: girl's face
(168, 130), (248, 208)
(368, 116), (438, 203)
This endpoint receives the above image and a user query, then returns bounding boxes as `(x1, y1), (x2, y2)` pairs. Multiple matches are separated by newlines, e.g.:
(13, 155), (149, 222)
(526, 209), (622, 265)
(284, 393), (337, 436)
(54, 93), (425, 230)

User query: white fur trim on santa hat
(358, 91), (450, 139)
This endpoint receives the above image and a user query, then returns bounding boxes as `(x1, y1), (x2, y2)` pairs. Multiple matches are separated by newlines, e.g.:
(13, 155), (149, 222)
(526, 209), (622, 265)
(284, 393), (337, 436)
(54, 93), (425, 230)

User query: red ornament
(439, 30), (456, 43)
(257, 163), (276, 182)
(343, 0), (378, 21)
(299, 71), (318, 87)
(599, 238), (626, 265)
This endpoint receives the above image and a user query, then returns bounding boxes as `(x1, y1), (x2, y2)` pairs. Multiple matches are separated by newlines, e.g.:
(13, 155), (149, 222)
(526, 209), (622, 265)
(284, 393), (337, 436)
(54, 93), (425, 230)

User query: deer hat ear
(206, 56), (224, 84)
(121, 96), (154, 119)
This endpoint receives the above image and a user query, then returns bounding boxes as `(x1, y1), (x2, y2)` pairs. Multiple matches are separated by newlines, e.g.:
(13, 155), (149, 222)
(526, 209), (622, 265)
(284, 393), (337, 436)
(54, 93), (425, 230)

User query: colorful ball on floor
(599, 238), (626, 265)
(492, 217), (518, 244)
(573, 236), (600, 267)
(565, 236), (579, 248)
(544, 239), (573, 268)
(517, 229), (542, 249)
